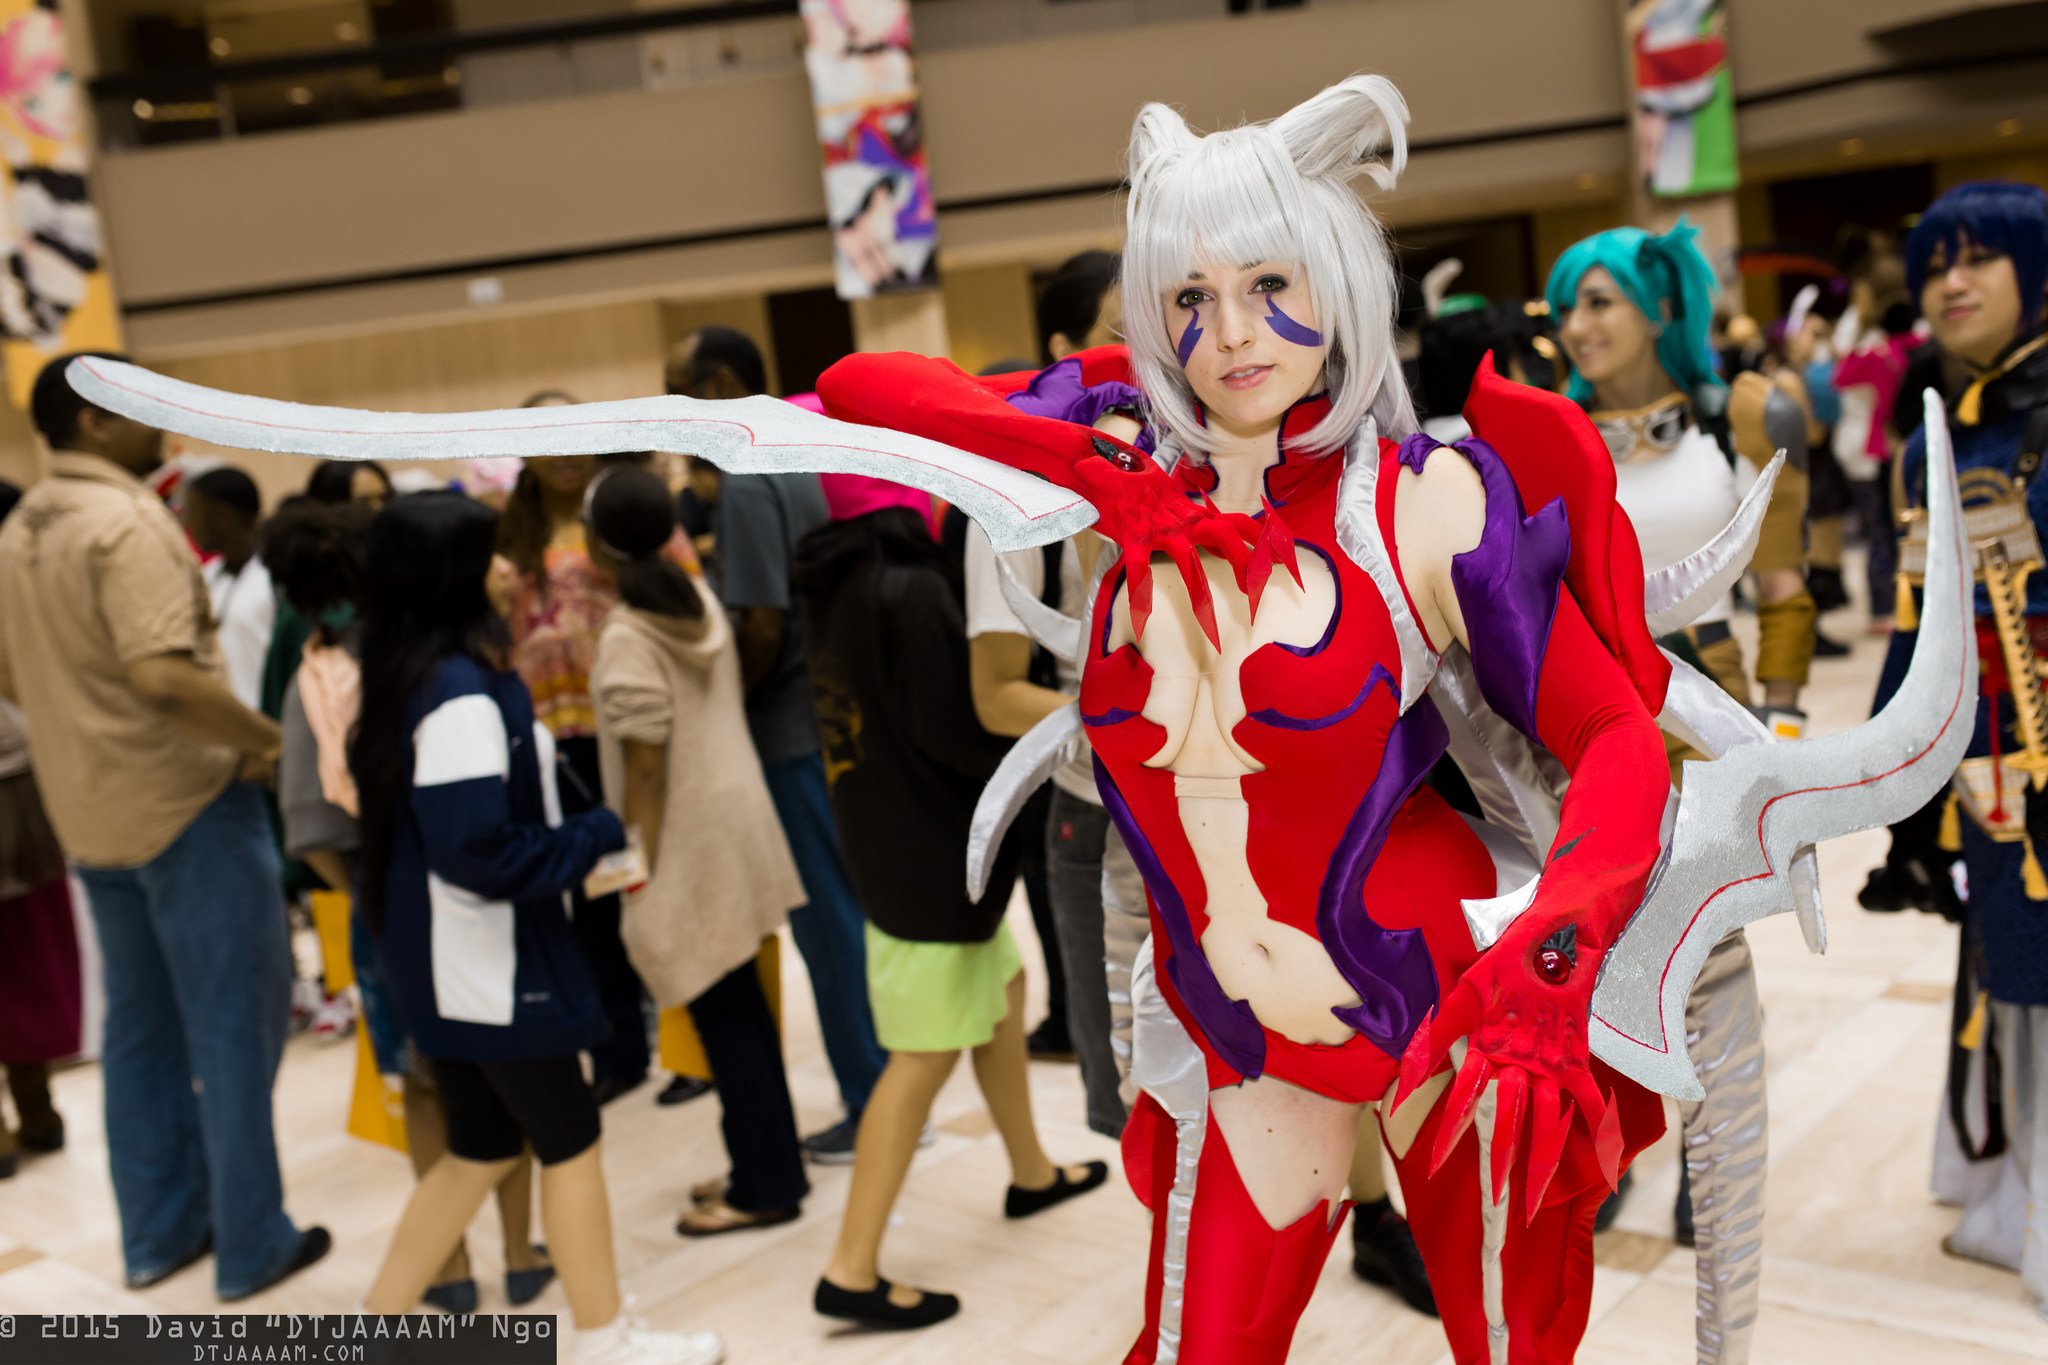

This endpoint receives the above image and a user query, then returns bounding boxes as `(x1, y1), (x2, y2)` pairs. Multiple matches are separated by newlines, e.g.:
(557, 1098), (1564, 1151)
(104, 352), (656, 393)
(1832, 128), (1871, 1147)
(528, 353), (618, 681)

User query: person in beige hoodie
(588, 465), (812, 1236)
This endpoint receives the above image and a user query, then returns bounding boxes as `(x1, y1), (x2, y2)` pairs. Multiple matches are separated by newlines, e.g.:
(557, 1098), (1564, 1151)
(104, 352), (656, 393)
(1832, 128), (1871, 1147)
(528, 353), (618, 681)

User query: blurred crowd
(0, 173), (2044, 1363)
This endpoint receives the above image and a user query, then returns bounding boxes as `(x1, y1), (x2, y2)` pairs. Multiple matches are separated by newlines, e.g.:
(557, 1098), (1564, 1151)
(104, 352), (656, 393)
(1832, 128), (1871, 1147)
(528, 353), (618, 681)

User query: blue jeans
(762, 752), (886, 1117)
(75, 783), (301, 1297)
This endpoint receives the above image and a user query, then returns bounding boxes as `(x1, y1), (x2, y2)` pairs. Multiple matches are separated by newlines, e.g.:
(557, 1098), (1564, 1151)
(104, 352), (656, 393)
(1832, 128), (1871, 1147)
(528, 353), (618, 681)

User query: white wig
(1122, 74), (1417, 458)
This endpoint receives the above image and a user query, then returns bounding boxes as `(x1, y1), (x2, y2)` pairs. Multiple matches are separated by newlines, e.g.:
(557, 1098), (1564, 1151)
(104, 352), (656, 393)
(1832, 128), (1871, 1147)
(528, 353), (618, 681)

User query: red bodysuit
(819, 347), (1674, 1365)
(1081, 399), (1490, 1104)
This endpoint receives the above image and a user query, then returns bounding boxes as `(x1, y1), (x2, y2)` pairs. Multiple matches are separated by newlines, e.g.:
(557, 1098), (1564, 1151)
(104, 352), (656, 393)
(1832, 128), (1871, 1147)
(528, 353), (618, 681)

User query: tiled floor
(2, 578), (2044, 1361)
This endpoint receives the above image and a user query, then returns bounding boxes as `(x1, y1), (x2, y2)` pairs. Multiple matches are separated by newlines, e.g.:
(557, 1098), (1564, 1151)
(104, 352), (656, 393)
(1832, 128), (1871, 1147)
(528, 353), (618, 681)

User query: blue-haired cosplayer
(1878, 179), (2048, 1316)
(1546, 218), (1818, 1365)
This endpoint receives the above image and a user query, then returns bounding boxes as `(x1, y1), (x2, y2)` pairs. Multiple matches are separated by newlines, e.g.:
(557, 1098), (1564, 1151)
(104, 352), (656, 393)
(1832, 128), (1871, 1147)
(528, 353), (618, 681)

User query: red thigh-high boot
(1123, 1092), (1180, 1365)
(1124, 1100), (1350, 1365)
(1392, 1065), (1664, 1364)
(1387, 1091), (1493, 1364)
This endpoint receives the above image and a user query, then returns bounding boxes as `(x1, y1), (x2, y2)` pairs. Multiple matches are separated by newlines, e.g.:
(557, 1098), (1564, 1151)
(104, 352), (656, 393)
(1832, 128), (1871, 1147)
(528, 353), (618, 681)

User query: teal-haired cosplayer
(1545, 213), (1812, 1365)
(1545, 218), (1722, 402)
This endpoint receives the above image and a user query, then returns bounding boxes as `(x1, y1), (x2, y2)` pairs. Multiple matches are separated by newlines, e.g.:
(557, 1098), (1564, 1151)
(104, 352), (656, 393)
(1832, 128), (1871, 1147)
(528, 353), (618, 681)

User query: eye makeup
(1177, 306), (1205, 367)
(1264, 295), (1322, 347)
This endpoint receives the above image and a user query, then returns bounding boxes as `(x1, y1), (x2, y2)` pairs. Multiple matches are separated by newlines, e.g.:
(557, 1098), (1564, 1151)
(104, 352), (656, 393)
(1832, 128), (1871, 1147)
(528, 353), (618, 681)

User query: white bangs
(1122, 91), (1416, 461)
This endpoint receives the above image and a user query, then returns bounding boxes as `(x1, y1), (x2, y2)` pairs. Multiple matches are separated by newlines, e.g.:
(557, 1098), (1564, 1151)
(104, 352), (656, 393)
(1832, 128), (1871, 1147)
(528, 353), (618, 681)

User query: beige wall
(1936, 147), (2048, 192)
(97, 0), (1631, 332)
(0, 401), (40, 491)
(1531, 200), (1628, 296)
(941, 265), (1037, 375)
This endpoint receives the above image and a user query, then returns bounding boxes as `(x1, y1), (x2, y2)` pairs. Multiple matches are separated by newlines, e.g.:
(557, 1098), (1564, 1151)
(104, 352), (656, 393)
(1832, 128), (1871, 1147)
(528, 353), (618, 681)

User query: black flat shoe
(1350, 1198), (1437, 1317)
(126, 1233), (212, 1290)
(422, 1277), (478, 1315)
(656, 1075), (713, 1107)
(1005, 1161), (1110, 1219)
(221, 1226), (331, 1302)
(1025, 1019), (1077, 1063)
(505, 1245), (555, 1306)
(19, 1116), (62, 1153)
(814, 1276), (960, 1329)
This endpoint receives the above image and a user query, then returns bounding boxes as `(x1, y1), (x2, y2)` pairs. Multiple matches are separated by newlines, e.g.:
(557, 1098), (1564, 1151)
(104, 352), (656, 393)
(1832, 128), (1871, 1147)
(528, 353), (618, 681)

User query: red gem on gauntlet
(1092, 435), (1149, 473)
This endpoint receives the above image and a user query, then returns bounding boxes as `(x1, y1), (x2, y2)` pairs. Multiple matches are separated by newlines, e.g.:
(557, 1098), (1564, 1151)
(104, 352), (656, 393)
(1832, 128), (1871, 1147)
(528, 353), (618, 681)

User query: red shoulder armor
(1462, 360), (1670, 715)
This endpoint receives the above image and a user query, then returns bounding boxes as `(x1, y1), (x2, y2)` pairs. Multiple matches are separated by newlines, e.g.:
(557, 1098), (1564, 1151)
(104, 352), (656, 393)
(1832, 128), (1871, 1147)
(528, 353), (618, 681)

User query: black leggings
(689, 959), (810, 1212)
(431, 1054), (601, 1166)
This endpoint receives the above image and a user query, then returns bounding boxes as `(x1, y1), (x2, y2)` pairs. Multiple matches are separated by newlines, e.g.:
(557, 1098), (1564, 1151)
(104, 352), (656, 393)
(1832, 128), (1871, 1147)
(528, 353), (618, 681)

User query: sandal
(1005, 1160), (1110, 1219)
(688, 1176), (728, 1206)
(675, 1196), (800, 1238)
(814, 1276), (960, 1329)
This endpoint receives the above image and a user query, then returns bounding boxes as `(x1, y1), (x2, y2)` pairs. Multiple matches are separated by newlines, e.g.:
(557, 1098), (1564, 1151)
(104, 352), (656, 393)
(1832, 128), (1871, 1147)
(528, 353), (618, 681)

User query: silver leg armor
(1681, 931), (1768, 1365)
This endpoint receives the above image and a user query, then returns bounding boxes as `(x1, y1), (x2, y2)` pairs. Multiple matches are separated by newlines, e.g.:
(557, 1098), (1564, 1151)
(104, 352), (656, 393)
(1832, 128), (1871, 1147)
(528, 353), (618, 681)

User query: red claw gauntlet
(818, 345), (1300, 647)
(1396, 908), (1621, 1222)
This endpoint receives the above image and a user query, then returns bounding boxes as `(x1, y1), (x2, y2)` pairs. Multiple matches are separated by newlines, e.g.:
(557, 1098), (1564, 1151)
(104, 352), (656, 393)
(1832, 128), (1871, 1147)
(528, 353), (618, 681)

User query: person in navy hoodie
(349, 492), (723, 1365)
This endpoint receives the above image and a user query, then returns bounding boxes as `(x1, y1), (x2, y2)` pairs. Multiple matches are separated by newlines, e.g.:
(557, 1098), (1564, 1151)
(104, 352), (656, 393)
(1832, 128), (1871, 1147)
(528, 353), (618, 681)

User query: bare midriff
(1107, 548), (1362, 1047)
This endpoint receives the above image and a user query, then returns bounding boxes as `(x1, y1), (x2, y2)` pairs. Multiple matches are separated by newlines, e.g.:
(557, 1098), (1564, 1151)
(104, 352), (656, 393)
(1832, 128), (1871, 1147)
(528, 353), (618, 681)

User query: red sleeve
(1522, 593), (1671, 957)
(815, 345), (1146, 498)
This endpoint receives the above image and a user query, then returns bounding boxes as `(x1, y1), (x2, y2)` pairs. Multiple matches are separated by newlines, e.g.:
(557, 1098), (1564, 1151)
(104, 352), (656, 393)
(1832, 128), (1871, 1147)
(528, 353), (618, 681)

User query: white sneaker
(289, 978), (323, 1033)
(311, 991), (357, 1044)
(576, 1312), (724, 1365)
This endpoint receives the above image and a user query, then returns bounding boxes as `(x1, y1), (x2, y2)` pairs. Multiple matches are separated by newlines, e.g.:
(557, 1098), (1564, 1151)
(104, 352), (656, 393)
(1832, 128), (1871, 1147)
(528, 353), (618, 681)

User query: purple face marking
(1265, 296), (1324, 348)
(1176, 306), (1204, 368)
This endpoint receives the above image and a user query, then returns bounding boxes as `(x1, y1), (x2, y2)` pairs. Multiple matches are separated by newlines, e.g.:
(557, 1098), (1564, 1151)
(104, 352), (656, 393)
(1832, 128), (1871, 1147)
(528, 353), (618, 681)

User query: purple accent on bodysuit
(1264, 296), (1324, 347)
(1318, 700), (1450, 1056)
(1248, 662), (1395, 731)
(1004, 357), (1157, 454)
(1410, 434), (1572, 737)
(1274, 541), (1341, 656)
(1397, 431), (1438, 473)
(1176, 308), (1204, 367)
(1083, 706), (1142, 728)
(1094, 756), (1267, 1078)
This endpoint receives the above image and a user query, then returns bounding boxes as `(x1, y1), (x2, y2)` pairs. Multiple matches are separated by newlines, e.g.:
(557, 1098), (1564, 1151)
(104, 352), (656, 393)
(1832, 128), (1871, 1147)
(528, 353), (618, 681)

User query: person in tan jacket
(0, 354), (327, 1299)
(587, 464), (810, 1236)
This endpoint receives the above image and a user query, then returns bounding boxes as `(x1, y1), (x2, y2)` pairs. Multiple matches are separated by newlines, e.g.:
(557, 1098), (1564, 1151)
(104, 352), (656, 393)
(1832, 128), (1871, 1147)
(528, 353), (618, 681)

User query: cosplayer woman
(1876, 180), (2048, 1315)
(823, 77), (1677, 1363)
(1546, 223), (1816, 1363)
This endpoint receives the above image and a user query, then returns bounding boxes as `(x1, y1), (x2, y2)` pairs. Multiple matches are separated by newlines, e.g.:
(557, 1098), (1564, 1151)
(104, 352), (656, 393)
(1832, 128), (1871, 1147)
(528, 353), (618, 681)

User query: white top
(962, 521), (1100, 804)
(1612, 424), (1757, 627)
(1422, 414), (1472, 445)
(1831, 322), (1886, 483)
(203, 556), (276, 711)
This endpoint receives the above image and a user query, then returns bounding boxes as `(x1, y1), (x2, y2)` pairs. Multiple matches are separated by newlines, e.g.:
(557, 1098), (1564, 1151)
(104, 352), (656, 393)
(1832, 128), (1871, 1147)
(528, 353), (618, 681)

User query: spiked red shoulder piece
(1462, 359), (1671, 716)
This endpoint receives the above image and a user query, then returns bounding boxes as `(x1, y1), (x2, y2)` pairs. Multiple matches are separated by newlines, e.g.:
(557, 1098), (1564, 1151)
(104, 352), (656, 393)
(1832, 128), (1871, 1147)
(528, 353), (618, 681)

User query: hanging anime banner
(799, 0), (939, 300)
(0, 0), (119, 407)
(1627, 0), (1739, 199)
